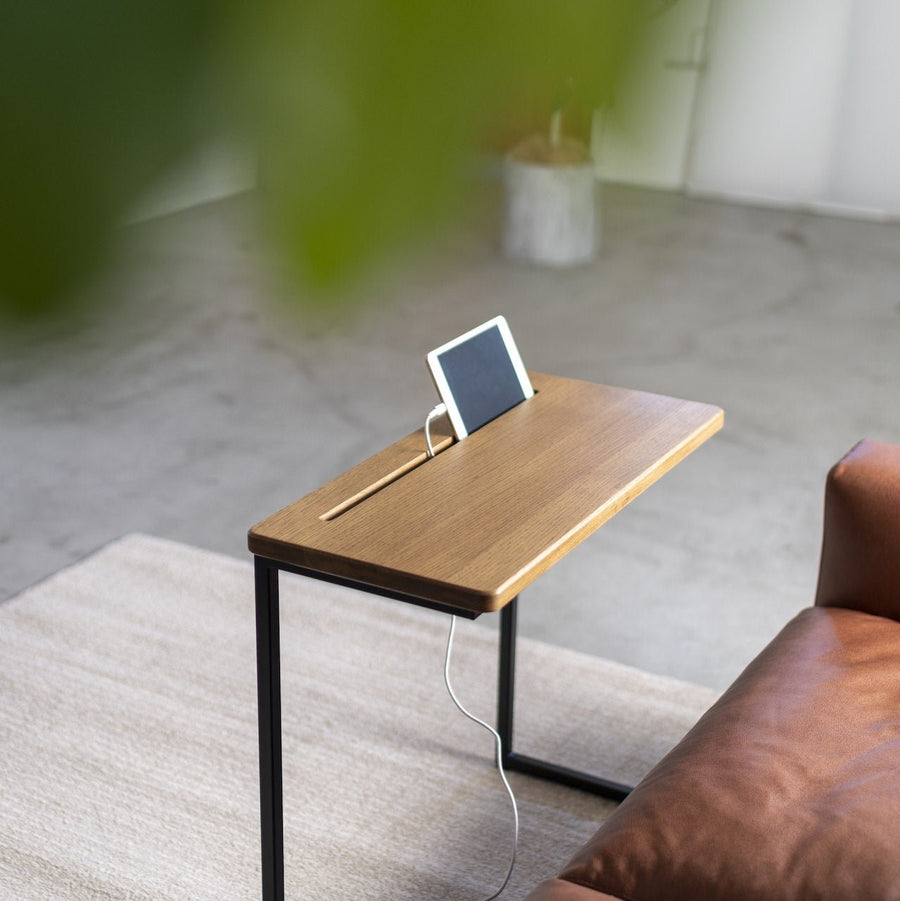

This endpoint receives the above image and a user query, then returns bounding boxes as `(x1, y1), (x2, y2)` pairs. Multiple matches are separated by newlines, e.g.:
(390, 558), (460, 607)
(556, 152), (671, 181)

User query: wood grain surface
(248, 374), (723, 613)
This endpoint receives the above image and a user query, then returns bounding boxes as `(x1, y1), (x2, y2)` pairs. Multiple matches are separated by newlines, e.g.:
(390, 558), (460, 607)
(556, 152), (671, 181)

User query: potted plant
(501, 78), (598, 266)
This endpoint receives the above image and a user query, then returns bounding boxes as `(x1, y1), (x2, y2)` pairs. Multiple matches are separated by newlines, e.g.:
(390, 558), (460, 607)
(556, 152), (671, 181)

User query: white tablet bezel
(426, 315), (533, 440)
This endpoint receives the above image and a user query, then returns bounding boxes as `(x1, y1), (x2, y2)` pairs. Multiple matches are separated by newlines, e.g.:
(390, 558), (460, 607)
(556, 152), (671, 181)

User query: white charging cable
(426, 401), (519, 897)
(424, 403), (447, 458)
(444, 616), (519, 900)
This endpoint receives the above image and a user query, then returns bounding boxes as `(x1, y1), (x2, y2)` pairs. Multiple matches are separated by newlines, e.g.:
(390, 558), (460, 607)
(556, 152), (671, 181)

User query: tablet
(426, 315), (534, 439)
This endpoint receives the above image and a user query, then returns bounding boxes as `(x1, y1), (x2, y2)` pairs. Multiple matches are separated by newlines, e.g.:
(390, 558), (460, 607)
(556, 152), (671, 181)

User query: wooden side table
(248, 373), (723, 901)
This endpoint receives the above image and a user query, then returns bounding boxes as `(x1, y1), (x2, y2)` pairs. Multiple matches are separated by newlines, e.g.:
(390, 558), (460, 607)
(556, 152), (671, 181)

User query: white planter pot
(502, 154), (598, 266)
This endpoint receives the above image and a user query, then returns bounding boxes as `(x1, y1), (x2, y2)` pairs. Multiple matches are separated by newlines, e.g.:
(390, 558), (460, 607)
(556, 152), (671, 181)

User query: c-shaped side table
(249, 373), (723, 901)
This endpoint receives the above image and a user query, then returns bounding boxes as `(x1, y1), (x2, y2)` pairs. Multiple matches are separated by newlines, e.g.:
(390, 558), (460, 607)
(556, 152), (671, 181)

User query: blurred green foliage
(0, 0), (667, 323)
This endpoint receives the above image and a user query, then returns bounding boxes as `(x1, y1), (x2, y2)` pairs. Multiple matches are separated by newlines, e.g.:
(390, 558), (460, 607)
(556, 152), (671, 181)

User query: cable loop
(444, 615), (519, 900)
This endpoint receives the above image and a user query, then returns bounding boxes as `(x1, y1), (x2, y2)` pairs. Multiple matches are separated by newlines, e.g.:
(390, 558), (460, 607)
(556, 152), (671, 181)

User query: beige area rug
(0, 535), (718, 900)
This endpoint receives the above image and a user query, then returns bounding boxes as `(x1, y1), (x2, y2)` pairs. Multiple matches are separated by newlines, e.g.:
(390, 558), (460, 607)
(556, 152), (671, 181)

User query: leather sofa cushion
(554, 606), (900, 901)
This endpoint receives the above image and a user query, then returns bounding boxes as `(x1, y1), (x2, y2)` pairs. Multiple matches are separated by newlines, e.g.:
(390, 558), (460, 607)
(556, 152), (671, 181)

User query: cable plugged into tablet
(424, 403), (447, 458)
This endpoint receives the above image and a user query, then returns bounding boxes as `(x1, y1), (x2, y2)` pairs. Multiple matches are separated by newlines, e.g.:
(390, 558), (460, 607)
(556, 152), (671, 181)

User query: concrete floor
(3, 185), (899, 691)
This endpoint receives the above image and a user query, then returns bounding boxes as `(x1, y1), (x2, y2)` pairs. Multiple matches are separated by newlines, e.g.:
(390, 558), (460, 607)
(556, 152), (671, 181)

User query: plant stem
(549, 108), (563, 149)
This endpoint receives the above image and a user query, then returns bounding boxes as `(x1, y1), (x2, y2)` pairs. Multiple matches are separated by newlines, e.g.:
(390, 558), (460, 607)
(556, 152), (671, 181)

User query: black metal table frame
(254, 554), (633, 901)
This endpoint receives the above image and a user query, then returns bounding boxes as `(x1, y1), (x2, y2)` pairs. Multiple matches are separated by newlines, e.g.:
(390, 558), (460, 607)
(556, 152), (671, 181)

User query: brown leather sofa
(525, 438), (900, 901)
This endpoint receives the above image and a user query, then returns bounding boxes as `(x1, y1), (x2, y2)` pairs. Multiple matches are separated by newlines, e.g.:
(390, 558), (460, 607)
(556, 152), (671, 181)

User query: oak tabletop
(249, 373), (723, 614)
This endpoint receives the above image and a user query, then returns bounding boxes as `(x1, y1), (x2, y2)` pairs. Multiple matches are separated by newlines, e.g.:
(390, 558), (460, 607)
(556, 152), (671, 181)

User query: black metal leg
(497, 595), (632, 802)
(497, 598), (517, 759)
(255, 557), (284, 901)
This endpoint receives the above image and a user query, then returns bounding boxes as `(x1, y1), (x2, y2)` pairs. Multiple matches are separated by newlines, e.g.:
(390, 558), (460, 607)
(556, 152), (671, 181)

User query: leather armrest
(815, 438), (900, 621)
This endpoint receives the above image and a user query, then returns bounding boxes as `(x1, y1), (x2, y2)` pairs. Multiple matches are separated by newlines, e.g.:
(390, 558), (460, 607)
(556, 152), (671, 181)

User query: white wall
(825, 0), (900, 213)
(125, 2), (900, 223)
(686, 0), (852, 209)
(126, 139), (256, 224)
(686, 0), (900, 218)
(593, 0), (711, 190)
